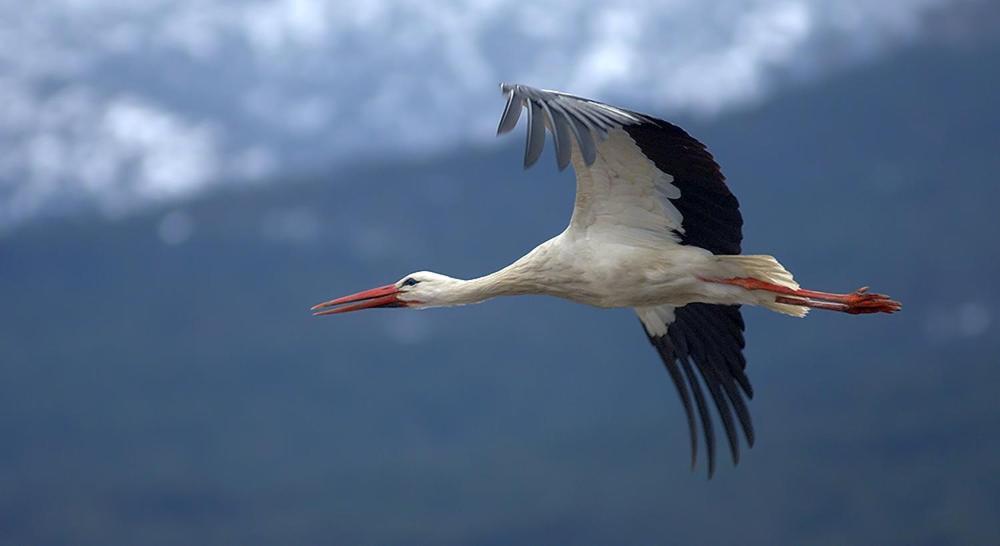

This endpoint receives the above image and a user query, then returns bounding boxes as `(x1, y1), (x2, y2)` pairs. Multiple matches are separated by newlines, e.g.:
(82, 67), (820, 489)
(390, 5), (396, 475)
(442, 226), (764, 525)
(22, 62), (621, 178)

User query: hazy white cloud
(0, 0), (974, 230)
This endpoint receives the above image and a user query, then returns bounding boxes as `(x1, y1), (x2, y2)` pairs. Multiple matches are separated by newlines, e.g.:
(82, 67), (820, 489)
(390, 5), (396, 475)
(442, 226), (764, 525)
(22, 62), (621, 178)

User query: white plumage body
(479, 233), (729, 306)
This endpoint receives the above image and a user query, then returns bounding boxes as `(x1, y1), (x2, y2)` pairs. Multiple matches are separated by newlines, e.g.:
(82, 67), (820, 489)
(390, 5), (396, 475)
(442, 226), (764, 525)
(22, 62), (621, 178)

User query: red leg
(708, 277), (901, 315)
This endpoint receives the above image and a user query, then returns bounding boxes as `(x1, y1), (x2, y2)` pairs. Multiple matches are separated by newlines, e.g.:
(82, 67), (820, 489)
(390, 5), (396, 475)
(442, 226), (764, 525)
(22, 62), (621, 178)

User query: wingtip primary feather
(540, 102), (572, 171)
(495, 83), (637, 171)
(496, 86), (522, 136)
(523, 99), (546, 169)
(643, 325), (699, 475)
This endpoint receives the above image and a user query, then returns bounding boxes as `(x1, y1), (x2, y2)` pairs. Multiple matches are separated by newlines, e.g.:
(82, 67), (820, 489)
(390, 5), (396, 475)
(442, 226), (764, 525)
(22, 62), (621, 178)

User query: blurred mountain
(1, 35), (999, 545)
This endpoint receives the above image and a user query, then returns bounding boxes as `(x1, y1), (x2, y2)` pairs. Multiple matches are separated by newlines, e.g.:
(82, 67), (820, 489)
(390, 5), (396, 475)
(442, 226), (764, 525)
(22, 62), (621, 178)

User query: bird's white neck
(412, 241), (561, 308)
(434, 264), (539, 306)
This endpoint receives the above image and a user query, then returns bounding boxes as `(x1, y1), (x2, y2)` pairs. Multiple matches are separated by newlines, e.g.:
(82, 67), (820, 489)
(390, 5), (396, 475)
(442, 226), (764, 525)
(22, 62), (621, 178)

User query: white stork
(312, 83), (900, 476)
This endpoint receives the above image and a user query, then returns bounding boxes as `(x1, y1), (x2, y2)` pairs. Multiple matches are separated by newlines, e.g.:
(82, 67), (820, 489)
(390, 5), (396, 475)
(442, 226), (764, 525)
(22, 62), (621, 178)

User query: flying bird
(313, 83), (901, 476)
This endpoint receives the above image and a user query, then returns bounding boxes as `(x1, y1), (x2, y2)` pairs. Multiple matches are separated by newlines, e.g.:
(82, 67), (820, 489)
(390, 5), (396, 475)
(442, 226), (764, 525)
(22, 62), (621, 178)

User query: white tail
(718, 255), (808, 317)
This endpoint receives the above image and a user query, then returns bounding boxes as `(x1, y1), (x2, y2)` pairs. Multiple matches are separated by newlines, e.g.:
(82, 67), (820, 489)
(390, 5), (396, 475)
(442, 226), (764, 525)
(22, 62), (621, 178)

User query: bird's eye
(402, 278), (419, 287)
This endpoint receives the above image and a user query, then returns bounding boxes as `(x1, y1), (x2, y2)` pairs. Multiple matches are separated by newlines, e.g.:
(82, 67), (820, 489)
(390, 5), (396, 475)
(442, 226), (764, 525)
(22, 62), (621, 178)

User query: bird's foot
(775, 287), (901, 315)
(841, 287), (901, 314)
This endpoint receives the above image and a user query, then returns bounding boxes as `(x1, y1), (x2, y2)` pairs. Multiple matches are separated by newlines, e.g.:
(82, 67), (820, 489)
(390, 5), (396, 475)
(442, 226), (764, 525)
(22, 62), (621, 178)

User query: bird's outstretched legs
(708, 277), (901, 314)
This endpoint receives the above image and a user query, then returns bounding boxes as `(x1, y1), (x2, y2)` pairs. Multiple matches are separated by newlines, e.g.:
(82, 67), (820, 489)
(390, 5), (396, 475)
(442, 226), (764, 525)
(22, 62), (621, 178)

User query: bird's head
(311, 271), (464, 315)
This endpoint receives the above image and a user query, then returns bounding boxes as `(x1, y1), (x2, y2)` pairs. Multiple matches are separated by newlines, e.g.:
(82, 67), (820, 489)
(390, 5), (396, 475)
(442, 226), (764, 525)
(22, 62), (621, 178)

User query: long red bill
(311, 284), (404, 316)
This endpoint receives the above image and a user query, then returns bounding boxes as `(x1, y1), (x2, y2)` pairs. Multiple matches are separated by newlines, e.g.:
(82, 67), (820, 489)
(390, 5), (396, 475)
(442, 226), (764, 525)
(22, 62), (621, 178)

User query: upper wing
(497, 83), (742, 254)
(636, 303), (755, 477)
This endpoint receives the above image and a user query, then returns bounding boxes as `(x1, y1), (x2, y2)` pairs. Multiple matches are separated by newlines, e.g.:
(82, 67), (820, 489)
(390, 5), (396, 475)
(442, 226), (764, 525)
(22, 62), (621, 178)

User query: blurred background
(2, 0), (999, 544)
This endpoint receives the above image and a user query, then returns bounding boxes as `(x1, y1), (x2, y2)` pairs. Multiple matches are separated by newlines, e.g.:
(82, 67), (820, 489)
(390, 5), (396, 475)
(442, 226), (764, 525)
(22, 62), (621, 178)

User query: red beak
(311, 284), (405, 316)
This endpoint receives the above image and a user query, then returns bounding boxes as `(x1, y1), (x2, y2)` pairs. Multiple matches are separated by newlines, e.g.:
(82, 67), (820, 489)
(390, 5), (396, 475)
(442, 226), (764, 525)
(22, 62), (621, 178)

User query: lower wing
(636, 303), (755, 477)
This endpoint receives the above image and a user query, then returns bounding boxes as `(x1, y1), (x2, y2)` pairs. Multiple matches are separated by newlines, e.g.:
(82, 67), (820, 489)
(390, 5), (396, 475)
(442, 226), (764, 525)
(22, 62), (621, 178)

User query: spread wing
(636, 304), (755, 477)
(496, 84), (753, 476)
(496, 83), (742, 254)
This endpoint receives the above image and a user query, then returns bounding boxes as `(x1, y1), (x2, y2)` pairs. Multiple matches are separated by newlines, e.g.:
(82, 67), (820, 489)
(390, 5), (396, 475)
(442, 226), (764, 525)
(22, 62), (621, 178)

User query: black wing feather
(675, 338), (716, 478)
(682, 318), (742, 466)
(643, 304), (753, 477)
(624, 120), (743, 255)
(649, 333), (699, 468)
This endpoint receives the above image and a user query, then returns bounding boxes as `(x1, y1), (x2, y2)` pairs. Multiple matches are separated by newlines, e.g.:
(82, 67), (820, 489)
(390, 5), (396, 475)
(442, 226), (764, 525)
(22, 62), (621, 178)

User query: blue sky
(1, 4), (999, 542)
